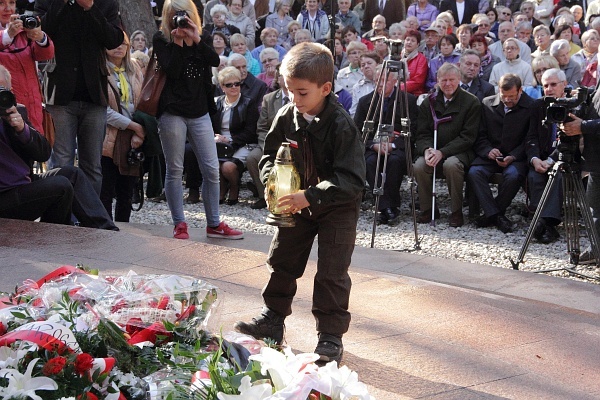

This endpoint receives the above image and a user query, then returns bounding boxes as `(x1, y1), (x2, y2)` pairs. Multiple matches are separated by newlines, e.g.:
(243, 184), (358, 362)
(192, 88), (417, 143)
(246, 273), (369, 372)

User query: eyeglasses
(534, 67), (549, 75)
(501, 11), (511, 16)
(503, 46), (518, 51)
(224, 81), (242, 88)
(262, 58), (276, 64)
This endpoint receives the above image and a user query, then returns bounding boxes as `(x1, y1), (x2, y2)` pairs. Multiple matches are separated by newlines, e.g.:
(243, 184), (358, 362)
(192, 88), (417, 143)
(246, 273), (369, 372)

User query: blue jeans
(47, 102), (107, 195)
(158, 113), (220, 227)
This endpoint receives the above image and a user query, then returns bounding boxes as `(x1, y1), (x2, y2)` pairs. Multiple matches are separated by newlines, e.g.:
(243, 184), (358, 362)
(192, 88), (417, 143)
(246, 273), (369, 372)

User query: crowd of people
(4, 0), (600, 367)
(3, 0), (600, 253)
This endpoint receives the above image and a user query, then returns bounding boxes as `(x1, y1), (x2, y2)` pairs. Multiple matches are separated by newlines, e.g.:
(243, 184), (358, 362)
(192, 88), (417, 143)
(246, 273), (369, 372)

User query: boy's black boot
(314, 333), (343, 365)
(234, 307), (285, 344)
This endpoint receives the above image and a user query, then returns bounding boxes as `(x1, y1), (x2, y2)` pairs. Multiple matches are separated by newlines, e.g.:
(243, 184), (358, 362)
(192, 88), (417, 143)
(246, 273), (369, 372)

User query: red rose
(74, 353), (94, 375)
(0, 322), (6, 336)
(43, 356), (67, 376)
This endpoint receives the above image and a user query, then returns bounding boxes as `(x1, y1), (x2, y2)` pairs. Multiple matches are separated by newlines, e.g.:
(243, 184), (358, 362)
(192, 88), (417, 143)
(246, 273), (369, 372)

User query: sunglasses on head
(224, 81), (242, 88)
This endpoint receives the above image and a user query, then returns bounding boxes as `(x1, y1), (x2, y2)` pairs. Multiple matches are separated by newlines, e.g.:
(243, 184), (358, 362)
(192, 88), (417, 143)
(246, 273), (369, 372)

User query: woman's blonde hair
(160, 0), (202, 41)
(218, 66), (242, 85)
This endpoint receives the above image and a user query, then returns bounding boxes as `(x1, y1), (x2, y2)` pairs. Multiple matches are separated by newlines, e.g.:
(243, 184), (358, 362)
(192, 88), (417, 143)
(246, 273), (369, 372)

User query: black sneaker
(233, 307), (285, 344)
(314, 333), (343, 365)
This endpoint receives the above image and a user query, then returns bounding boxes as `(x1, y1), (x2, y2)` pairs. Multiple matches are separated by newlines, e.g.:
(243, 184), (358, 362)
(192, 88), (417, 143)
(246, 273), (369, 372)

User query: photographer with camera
(0, 65), (118, 230)
(525, 68), (568, 244)
(153, 0), (243, 240)
(560, 81), (600, 261)
(100, 31), (145, 223)
(0, 1), (53, 136)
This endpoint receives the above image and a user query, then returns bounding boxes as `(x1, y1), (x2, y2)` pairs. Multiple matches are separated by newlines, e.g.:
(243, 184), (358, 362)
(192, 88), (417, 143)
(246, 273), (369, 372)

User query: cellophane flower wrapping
(0, 266), (374, 400)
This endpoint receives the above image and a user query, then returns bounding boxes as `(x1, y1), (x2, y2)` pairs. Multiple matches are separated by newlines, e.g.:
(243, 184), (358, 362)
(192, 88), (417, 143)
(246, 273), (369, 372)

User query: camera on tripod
(127, 148), (145, 166)
(370, 36), (404, 61)
(544, 86), (591, 124)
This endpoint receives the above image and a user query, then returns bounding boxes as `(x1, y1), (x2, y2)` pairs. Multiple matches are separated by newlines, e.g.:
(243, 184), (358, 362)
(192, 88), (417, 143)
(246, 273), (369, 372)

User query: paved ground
(1, 218), (599, 399)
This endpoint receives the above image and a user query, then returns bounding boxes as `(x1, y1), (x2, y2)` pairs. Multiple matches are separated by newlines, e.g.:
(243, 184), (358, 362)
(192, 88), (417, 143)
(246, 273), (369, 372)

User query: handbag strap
(131, 167), (145, 212)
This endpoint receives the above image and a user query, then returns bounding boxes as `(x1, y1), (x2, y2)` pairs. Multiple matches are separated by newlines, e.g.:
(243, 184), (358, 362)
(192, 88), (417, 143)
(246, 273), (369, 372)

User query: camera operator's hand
(7, 15), (23, 39)
(76, 0), (94, 11)
(560, 113), (583, 136)
(532, 158), (550, 174)
(172, 17), (201, 46)
(3, 107), (25, 133)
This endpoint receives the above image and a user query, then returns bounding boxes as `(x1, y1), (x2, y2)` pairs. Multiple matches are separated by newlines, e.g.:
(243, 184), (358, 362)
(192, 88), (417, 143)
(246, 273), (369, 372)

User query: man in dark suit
(439, 0), (479, 26)
(467, 74), (537, 233)
(246, 69), (289, 209)
(361, 0), (405, 33)
(459, 50), (495, 102)
(354, 68), (418, 225)
(35, 0), (124, 195)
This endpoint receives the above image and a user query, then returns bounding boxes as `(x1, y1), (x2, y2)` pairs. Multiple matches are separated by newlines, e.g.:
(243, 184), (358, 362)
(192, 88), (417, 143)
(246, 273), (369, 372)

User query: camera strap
(0, 39), (32, 54)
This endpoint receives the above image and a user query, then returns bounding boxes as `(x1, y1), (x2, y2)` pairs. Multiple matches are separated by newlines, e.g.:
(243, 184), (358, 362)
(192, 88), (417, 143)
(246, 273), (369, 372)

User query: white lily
(249, 347), (319, 392)
(319, 362), (374, 400)
(0, 346), (31, 369)
(217, 375), (272, 400)
(0, 358), (58, 400)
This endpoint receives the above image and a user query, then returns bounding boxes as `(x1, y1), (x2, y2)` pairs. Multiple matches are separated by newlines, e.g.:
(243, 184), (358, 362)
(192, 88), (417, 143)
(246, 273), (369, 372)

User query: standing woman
(101, 32), (144, 222)
(130, 30), (149, 54)
(154, 0), (243, 240)
(265, 0), (293, 47)
(226, 0), (255, 50)
(0, 1), (54, 135)
(407, 0), (439, 32)
(297, 0), (328, 42)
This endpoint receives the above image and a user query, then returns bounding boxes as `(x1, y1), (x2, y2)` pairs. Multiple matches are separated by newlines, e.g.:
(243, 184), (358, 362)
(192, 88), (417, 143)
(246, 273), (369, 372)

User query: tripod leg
(511, 163), (562, 269)
(562, 172), (580, 264)
(370, 137), (390, 248)
(573, 174), (600, 265)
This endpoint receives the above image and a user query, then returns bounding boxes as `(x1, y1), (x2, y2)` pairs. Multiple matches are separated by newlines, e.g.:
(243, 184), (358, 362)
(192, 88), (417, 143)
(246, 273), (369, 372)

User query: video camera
(370, 36), (404, 61)
(544, 86), (592, 124)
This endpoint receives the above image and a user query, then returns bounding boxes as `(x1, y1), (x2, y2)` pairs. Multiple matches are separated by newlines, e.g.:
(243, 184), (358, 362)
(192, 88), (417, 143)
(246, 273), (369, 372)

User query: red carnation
(74, 353), (94, 375)
(43, 356), (67, 376)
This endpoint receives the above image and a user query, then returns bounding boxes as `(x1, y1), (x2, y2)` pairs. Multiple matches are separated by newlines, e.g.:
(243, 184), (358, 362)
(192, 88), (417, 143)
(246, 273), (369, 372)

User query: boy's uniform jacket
(259, 94), (366, 217)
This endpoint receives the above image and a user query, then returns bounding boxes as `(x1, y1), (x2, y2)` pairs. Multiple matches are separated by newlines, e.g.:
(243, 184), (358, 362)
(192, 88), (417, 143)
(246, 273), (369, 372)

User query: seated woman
(212, 67), (259, 205)
(212, 31), (230, 56)
(571, 29), (599, 76)
(229, 33), (261, 76)
(532, 25), (552, 59)
(282, 20), (300, 50)
(550, 38), (582, 88)
(205, 4), (240, 43)
(526, 54), (559, 99)
(426, 34), (461, 91)
(469, 33), (499, 82)
(489, 38), (535, 87)
(456, 24), (473, 52)
(257, 47), (279, 88)
(401, 29), (428, 96)
(554, 24), (582, 57)
(130, 30), (149, 54)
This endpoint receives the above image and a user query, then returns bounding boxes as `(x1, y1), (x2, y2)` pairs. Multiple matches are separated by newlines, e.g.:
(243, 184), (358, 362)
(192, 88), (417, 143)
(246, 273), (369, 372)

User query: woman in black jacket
(212, 66), (259, 205)
(154, 0), (243, 240)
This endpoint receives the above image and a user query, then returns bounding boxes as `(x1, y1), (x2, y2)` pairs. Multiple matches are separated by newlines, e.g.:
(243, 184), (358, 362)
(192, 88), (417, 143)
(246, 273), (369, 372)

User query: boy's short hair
(280, 42), (334, 86)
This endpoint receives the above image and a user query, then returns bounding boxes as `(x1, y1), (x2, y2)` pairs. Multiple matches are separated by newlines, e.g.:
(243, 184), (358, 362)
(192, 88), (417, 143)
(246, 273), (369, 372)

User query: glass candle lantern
(266, 142), (301, 227)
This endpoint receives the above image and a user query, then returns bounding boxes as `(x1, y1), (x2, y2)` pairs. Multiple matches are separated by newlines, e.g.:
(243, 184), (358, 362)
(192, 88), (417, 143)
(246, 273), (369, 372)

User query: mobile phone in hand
(496, 156), (505, 162)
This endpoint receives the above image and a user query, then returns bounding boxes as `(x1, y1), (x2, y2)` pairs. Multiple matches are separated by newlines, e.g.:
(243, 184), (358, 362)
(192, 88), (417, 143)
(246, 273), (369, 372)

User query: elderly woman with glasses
(257, 47), (279, 88)
(571, 29), (600, 75)
(532, 25), (552, 58)
(489, 37), (535, 87)
(212, 66), (259, 205)
(205, 4), (241, 42)
(526, 54), (559, 98)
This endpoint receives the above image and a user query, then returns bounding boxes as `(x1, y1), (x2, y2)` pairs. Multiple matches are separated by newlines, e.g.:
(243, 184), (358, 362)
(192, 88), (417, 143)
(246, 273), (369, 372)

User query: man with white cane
(414, 63), (480, 227)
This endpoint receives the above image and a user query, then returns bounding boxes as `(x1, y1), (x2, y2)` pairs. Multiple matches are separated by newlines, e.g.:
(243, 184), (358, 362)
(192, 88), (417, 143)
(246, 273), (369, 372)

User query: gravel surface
(130, 177), (600, 284)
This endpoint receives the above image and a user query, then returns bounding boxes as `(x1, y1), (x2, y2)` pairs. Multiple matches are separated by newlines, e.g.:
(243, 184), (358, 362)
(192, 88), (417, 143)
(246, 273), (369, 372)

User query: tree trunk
(119, 0), (158, 39)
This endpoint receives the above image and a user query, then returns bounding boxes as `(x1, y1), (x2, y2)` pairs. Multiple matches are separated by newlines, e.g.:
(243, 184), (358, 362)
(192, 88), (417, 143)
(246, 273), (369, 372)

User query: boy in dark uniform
(234, 42), (366, 365)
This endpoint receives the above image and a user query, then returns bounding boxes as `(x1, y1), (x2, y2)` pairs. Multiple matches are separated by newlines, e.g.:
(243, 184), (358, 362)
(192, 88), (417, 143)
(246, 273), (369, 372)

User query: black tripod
(361, 48), (420, 250)
(510, 136), (600, 280)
